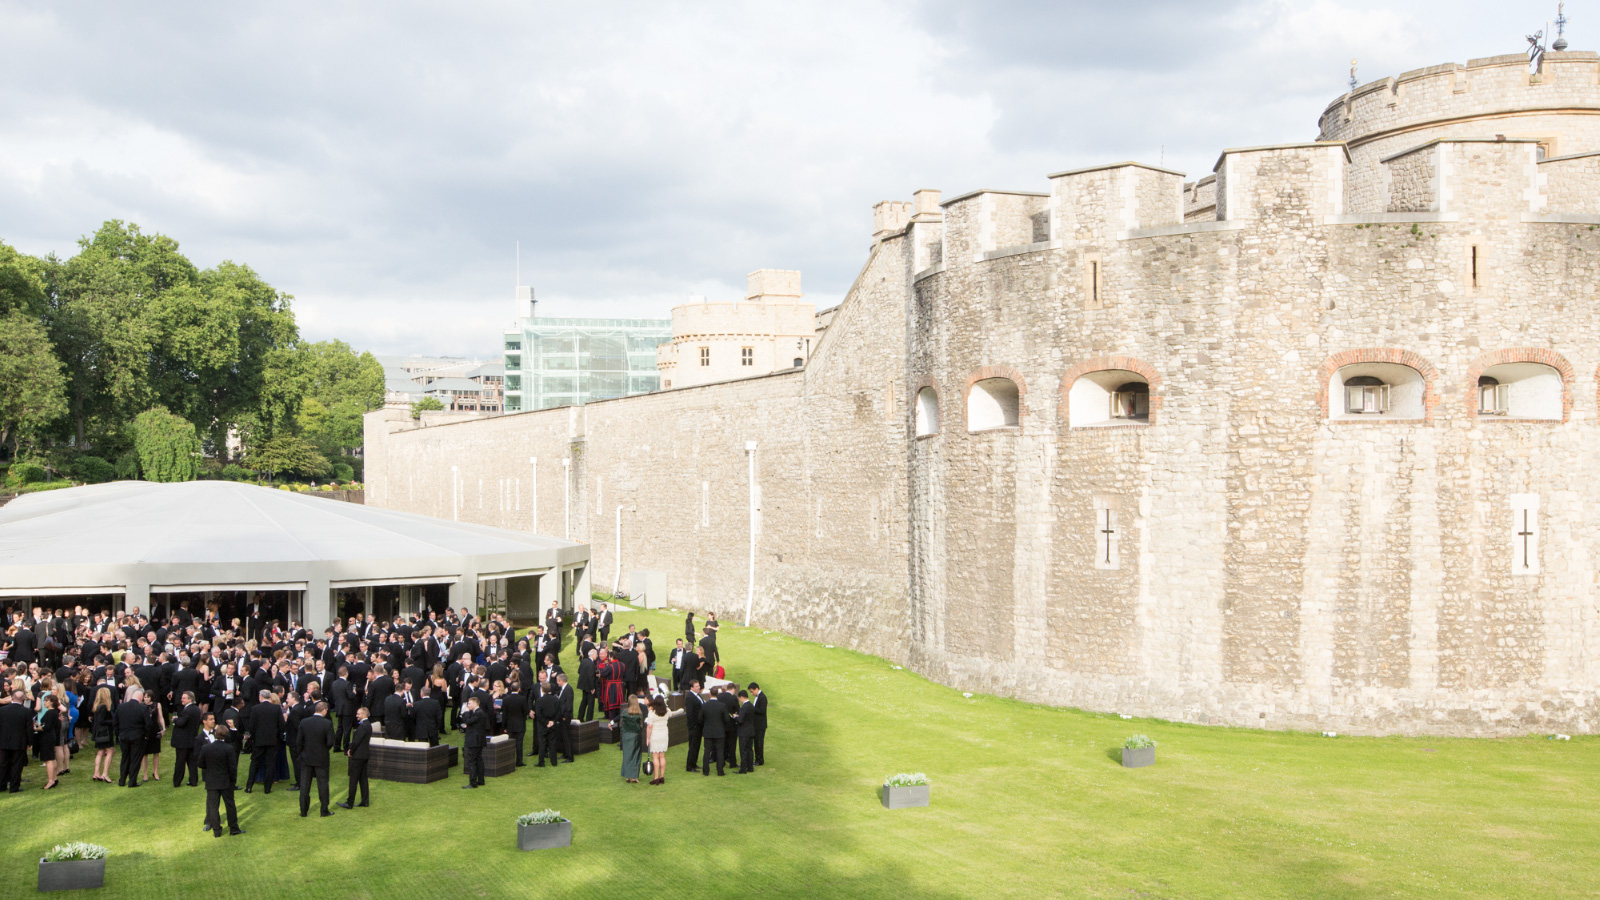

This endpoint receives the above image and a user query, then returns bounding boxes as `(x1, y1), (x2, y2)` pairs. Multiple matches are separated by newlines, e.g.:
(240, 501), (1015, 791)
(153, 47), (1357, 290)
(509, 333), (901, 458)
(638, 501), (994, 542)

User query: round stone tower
(1318, 50), (1600, 211)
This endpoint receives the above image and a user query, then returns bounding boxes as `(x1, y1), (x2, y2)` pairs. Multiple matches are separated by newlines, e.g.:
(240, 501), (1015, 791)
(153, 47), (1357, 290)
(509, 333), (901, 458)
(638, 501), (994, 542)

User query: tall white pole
(450, 465), (459, 521)
(613, 505), (623, 595)
(744, 441), (757, 627)
(562, 458), (571, 539)
(530, 456), (538, 533)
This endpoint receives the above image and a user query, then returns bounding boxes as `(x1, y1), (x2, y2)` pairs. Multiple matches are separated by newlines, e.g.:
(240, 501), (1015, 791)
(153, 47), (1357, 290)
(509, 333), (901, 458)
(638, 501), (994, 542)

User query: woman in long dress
(619, 696), (643, 784)
(644, 696), (670, 786)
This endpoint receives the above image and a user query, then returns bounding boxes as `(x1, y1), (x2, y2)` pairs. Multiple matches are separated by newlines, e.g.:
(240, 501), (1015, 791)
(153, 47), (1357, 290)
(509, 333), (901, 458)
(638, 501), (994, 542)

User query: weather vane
(1528, 28), (1546, 74)
(1553, 1), (1569, 51)
(1348, 58), (1358, 92)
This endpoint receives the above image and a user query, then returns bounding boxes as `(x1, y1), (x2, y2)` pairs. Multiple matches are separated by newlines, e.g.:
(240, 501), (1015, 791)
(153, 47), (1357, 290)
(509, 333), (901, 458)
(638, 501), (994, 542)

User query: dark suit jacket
(0, 702), (32, 750)
(461, 708), (488, 747)
(296, 714), (335, 767)
(348, 720), (373, 760)
(577, 658), (597, 692)
(533, 693), (561, 728)
(198, 740), (239, 790)
(719, 691), (739, 723)
(684, 692), (704, 732)
(501, 692), (528, 734)
(411, 697), (443, 742)
(114, 699), (149, 742)
(699, 633), (719, 664)
(737, 700), (756, 738)
(752, 691), (768, 727)
(170, 703), (201, 749)
(247, 702), (281, 747)
(382, 693), (407, 739)
(331, 678), (355, 716)
(701, 698), (729, 740)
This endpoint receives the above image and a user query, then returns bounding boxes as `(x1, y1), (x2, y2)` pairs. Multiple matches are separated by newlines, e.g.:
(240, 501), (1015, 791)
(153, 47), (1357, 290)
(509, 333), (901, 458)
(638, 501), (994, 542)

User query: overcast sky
(0, 1), (1569, 357)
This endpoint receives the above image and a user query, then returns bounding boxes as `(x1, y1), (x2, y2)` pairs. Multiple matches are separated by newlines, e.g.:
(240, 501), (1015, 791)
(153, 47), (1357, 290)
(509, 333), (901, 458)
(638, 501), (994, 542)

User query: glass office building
(503, 317), (671, 412)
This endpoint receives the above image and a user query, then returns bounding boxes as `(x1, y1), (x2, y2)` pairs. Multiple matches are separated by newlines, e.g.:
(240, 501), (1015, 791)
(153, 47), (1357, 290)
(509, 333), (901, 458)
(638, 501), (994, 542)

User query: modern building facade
(655, 269), (817, 390)
(502, 288), (669, 411)
(380, 356), (504, 413)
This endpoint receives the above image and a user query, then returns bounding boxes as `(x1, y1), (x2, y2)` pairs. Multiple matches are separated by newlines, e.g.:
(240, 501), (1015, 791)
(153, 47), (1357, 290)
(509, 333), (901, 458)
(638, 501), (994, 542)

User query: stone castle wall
(367, 53), (1600, 736)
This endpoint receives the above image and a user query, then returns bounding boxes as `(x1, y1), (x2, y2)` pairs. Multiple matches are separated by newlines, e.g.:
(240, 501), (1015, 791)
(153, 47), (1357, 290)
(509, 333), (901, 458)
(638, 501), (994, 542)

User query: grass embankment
(4, 606), (1594, 899)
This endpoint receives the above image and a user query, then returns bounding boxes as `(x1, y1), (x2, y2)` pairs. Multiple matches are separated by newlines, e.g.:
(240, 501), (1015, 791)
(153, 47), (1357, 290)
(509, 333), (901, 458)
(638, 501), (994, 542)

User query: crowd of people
(0, 596), (771, 837)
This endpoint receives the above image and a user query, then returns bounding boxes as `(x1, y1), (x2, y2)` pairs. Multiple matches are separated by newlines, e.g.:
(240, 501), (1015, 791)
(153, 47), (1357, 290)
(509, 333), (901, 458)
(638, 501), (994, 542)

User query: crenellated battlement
(1319, 51), (1600, 147)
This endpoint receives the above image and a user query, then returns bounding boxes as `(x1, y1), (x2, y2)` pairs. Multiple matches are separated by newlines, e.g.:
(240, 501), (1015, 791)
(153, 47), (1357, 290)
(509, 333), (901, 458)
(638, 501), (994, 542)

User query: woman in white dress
(644, 696), (671, 786)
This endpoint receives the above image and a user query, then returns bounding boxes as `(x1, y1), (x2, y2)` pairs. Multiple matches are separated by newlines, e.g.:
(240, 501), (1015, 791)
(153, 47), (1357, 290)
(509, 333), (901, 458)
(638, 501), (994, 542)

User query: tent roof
(0, 481), (586, 594)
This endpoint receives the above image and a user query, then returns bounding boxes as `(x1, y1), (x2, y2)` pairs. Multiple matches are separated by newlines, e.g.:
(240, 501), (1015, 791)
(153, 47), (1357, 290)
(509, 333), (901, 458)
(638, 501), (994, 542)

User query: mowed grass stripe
(0, 605), (1594, 899)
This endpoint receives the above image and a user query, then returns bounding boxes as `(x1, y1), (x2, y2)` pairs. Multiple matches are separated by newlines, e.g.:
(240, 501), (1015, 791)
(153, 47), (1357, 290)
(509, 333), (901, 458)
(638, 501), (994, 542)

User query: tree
(0, 241), (49, 317)
(131, 406), (200, 482)
(0, 311), (67, 458)
(410, 396), (444, 419)
(247, 432), (331, 481)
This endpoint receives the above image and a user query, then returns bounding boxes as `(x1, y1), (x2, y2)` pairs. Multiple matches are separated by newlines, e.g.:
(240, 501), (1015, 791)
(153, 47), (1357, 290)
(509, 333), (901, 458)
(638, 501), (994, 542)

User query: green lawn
(6, 606), (1596, 899)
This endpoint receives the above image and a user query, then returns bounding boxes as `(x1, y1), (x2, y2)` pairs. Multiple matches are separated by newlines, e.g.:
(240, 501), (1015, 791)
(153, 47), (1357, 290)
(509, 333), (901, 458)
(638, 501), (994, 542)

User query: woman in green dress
(619, 696), (644, 783)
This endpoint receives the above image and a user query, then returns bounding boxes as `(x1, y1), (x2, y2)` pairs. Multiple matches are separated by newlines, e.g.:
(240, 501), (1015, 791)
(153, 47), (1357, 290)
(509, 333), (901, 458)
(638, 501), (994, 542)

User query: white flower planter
(516, 820), (572, 850)
(38, 858), (106, 892)
(881, 784), (930, 809)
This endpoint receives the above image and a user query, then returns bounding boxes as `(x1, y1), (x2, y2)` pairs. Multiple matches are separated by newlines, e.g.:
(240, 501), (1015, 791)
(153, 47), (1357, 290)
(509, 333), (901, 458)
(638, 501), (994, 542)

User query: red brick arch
(1316, 349), (1439, 423)
(962, 365), (1028, 432)
(1057, 356), (1163, 426)
(1459, 349), (1573, 422)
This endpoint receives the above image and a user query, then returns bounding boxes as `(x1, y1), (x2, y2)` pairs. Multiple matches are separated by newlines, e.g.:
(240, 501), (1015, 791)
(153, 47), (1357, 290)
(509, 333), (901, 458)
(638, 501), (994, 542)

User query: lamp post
(614, 504), (623, 595)
(744, 440), (757, 627)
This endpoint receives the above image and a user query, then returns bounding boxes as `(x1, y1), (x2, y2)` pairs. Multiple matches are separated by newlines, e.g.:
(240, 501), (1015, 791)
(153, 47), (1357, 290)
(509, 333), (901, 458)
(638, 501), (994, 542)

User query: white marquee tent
(0, 481), (590, 631)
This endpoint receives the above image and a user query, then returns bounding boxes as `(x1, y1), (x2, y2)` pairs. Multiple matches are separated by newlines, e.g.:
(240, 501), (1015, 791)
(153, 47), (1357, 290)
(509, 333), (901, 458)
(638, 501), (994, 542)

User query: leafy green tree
(248, 432), (331, 481)
(410, 396), (444, 419)
(131, 406), (201, 482)
(0, 241), (50, 317)
(0, 310), (68, 458)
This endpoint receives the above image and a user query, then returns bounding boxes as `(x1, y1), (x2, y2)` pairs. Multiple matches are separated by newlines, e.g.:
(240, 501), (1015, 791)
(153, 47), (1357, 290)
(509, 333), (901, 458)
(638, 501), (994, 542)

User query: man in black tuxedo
(555, 673), (575, 762)
(243, 690), (280, 794)
(199, 726), (243, 836)
(735, 690), (756, 773)
(460, 696), (487, 788)
(533, 688), (561, 768)
(502, 686), (528, 767)
(0, 690), (33, 792)
(682, 679), (704, 773)
(285, 692), (312, 790)
(331, 666), (355, 751)
(670, 639), (688, 691)
(170, 692), (202, 787)
(700, 687), (728, 776)
(597, 604), (612, 645)
(295, 702), (335, 818)
(115, 688), (150, 787)
(717, 684), (739, 771)
(576, 649), (598, 721)
(749, 682), (769, 765)
(411, 685), (443, 746)
(381, 690), (407, 742)
(338, 707), (371, 809)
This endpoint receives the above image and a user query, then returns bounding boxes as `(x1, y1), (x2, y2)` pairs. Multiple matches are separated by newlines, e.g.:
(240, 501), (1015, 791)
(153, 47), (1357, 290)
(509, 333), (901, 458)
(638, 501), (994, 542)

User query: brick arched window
(1464, 349), (1572, 422)
(1317, 349), (1438, 423)
(1059, 356), (1162, 428)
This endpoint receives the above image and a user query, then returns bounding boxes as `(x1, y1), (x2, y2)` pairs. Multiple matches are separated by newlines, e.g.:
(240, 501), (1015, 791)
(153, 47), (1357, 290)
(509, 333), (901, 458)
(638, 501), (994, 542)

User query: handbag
(641, 757), (654, 776)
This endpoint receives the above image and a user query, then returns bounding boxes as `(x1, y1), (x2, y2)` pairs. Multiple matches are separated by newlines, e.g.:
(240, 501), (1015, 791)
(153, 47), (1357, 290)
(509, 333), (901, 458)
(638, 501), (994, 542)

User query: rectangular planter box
(38, 858), (106, 892)
(596, 720), (620, 745)
(516, 820), (572, 851)
(1121, 747), (1155, 768)
(881, 784), (930, 809)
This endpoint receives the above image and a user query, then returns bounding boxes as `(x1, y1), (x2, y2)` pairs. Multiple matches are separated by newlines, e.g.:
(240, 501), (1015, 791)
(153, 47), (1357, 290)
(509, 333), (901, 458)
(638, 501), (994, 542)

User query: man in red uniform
(597, 647), (626, 724)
